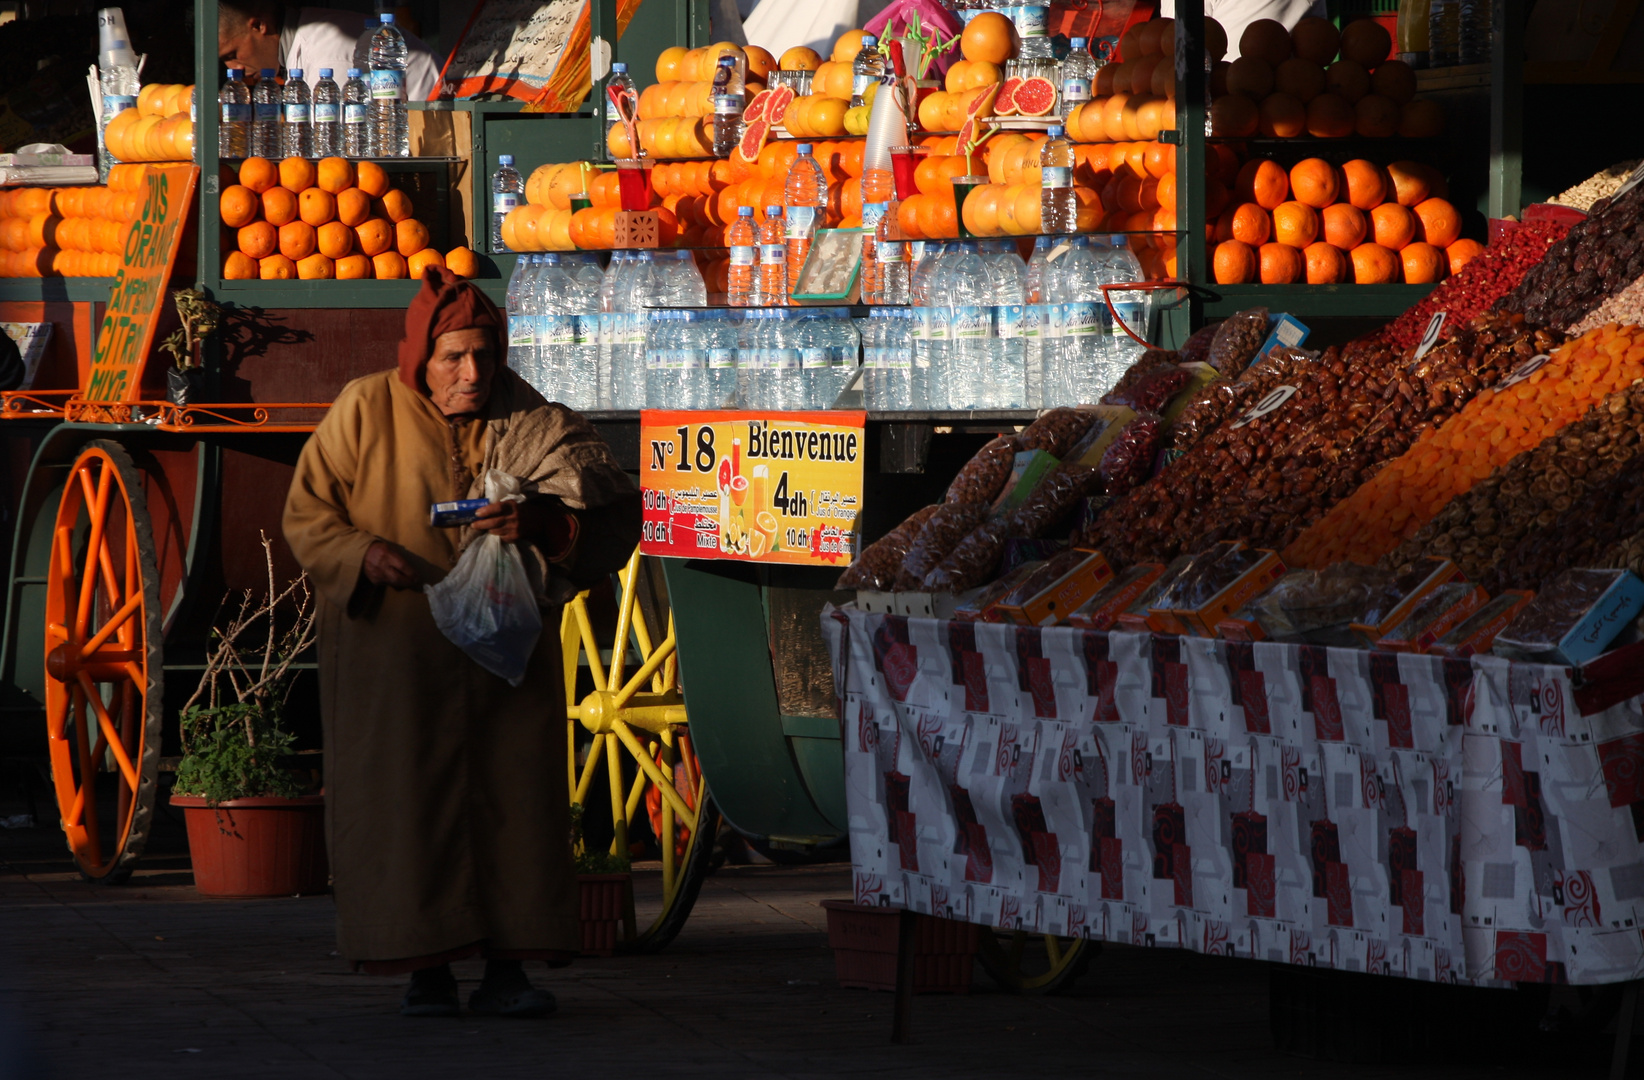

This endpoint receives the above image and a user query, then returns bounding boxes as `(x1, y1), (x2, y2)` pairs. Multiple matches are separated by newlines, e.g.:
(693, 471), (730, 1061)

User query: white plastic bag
(425, 470), (543, 686)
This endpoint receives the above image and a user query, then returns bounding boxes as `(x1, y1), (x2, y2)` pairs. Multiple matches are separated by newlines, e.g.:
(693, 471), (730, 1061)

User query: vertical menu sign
(85, 163), (199, 402)
(640, 409), (866, 567)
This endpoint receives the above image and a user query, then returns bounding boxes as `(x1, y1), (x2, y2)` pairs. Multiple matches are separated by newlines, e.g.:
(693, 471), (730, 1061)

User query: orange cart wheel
(42, 441), (162, 884)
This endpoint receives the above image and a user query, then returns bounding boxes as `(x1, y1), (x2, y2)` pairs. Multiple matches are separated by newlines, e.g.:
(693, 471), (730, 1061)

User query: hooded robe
(283, 268), (639, 969)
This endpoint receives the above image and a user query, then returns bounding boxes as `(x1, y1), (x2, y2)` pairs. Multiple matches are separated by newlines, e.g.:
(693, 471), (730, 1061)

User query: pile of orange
(1284, 322), (1644, 568)
(1209, 154), (1477, 285)
(0, 166), (144, 278)
(219, 156), (476, 281)
(500, 160), (596, 251)
(783, 32), (872, 138)
(1207, 15), (1443, 139)
(1063, 17), (1178, 143)
(614, 40), (780, 157)
(103, 83), (195, 163)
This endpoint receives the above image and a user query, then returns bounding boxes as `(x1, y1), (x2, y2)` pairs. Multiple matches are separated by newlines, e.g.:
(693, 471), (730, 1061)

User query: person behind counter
(283, 268), (640, 1017)
(218, 0), (443, 100)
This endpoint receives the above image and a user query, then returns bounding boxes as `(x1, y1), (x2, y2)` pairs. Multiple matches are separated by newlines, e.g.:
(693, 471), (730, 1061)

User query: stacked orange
(1209, 16), (1443, 139)
(612, 41), (777, 157)
(104, 83), (196, 163)
(1063, 17), (1178, 143)
(0, 168), (143, 278)
(1210, 156), (1468, 285)
(916, 12), (1020, 132)
(501, 160), (596, 251)
(220, 156), (477, 281)
(784, 33), (864, 138)
(1284, 322), (1644, 568)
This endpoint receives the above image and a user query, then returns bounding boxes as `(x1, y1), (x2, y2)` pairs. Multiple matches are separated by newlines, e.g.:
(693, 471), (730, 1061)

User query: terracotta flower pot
(822, 899), (979, 994)
(578, 873), (634, 956)
(171, 794), (328, 898)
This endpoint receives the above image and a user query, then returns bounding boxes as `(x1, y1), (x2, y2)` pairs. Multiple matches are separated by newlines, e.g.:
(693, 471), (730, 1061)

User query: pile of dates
(1497, 183), (1644, 330)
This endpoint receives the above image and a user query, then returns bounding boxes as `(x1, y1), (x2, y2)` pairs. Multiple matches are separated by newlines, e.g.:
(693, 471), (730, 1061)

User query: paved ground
(0, 801), (1628, 1079)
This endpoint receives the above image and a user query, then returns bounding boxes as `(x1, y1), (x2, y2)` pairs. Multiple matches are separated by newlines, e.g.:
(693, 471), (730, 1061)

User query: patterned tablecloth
(822, 606), (1644, 987)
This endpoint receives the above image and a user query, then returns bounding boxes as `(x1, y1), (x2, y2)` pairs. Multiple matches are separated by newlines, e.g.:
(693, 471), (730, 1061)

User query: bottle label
(1045, 304), (1066, 339)
(1021, 305), (1041, 339)
(952, 305), (991, 339)
(769, 348), (800, 371)
(1111, 301), (1145, 338)
(862, 345), (880, 370)
(314, 102), (340, 124)
(1064, 301), (1101, 336)
(541, 314), (573, 347)
(927, 310), (949, 341)
(861, 202), (888, 229)
(645, 347), (664, 371)
(909, 310), (926, 340)
(283, 103), (310, 124)
(1062, 78), (1091, 104)
(801, 347), (830, 370)
(713, 94), (742, 116)
(759, 243), (786, 265)
(370, 68), (406, 101)
(708, 347), (736, 369)
(253, 101), (278, 122)
(508, 316), (534, 348)
(881, 347), (911, 370)
(875, 240), (905, 263)
(785, 206), (816, 240)
(572, 315), (597, 345)
(494, 193), (520, 214)
(729, 245), (756, 267)
(345, 102), (369, 124)
(626, 319), (648, 346)
(851, 72), (875, 102)
(680, 348), (706, 371)
(1041, 166), (1073, 189)
(1014, 5), (1049, 37)
(102, 94), (136, 119)
(996, 304), (1023, 339)
(221, 102), (252, 124)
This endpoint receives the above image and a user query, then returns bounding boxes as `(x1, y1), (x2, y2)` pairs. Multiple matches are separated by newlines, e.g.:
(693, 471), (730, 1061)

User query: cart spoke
(79, 591), (142, 657)
(78, 672), (139, 791)
(73, 464), (112, 638)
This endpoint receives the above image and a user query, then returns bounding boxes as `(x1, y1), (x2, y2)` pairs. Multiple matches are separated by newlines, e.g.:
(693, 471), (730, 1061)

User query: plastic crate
(822, 899), (980, 994)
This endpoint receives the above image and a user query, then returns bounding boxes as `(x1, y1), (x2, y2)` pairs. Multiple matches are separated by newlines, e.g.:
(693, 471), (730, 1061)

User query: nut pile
(1569, 276), (1644, 335)
(1477, 450), (1644, 593)
(1497, 183), (1644, 330)
(1550, 161), (1641, 212)
(1377, 219), (1572, 351)
(1287, 322), (1644, 568)
(1383, 383), (1644, 584)
(1081, 314), (1559, 564)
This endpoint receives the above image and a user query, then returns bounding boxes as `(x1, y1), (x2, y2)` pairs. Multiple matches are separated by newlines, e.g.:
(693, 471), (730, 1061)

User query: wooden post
(890, 908), (916, 1043)
(1172, 0), (1207, 338)
(1488, 0), (1524, 219)
(1612, 980), (1641, 1080)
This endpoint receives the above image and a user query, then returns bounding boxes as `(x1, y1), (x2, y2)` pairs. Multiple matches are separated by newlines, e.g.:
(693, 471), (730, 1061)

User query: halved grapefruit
(736, 119), (771, 163)
(994, 76), (1023, 116)
(1013, 76), (1057, 118)
(766, 84), (795, 126)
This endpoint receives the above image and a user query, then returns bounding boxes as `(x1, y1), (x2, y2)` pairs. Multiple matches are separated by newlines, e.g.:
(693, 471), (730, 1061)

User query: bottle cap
(765, 205), (781, 215)
(226, 67), (242, 79)
(861, 35), (877, 47)
(612, 62), (627, 72)
(1047, 125), (1064, 136)
(796, 143), (812, 154)
(499, 154), (514, 165)
(348, 68), (361, 78)
(290, 68), (303, 79)
(380, 12), (394, 24)
(319, 68), (332, 78)
(738, 206), (753, 216)
(718, 55), (734, 65)
(1071, 37), (1087, 47)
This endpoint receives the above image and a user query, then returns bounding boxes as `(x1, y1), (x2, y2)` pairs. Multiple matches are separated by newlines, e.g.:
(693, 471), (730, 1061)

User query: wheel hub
(47, 643), (138, 683)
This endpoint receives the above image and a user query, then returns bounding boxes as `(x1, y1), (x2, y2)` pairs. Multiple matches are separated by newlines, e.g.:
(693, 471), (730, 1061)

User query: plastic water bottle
(784, 145), (827, 289)
(907, 242), (946, 410)
(506, 255), (532, 387)
(342, 69), (372, 157)
(1104, 235), (1151, 374)
(863, 308), (908, 410)
(711, 56), (744, 158)
(369, 13), (409, 157)
(96, 8), (139, 175)
(1061, 38), (1095, 113)
(353, 16), (380, 74)
(945, 243), (991, 410)
(252, 69), (280, 158)
(827, 309), (861, 407)
(850, 34), (883, 107)
(1040, 125), (1076, 234)
(280, 69), (312, 158)
(704, 310), (740, 407)
(1023, 236), (1052, 407)
(727, 206), (757, 307)
(798, 311), (829, 408)
(604, 62), (635, 158)
(757, 207), (787, 307)
(562, 256), (604, 410)
(658, 248), (708, 306)
(770, 309), (803, 409)
(217, 68), (251, 159)
(1060, 238), (1110, 404)
(737, 309), (767, 409)
(645, 309), (676, 408)
(981, 240), (1027, 408)
(491, 154), (523, 253)
(922, 244), (956, 410)
(596, 250), (625, 408)
(311, 69), (342, 157)
(865, 197), (909, 306)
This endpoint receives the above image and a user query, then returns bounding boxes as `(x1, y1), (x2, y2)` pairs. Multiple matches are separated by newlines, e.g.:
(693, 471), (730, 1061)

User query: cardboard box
(1216, 615), (1267, 642)
(996, 551), (1114, 627)
(953, 561), (1045, 622)
(1377, 583), (1489, 654)
(1064, 406), (1139, 467)
(1168, 550), (1289, 638)
(1350, 558), (1465, 645)
(1429, 591), (1537, 658)
(855, 590), (896, 614)
(1069, 563), (1166, 631)
(1494, 569), (1644, 666)
(1161, 362), (1219, 424)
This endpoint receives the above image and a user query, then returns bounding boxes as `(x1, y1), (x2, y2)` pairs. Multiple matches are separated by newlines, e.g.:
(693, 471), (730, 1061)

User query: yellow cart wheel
(977, 932), (1099, 994)
(563, 548), (719, 954)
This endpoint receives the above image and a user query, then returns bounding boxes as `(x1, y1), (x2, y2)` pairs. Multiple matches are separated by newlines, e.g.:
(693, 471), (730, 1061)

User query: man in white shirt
(218, 2), (444, 101)
(1158, 0), (1329, 62)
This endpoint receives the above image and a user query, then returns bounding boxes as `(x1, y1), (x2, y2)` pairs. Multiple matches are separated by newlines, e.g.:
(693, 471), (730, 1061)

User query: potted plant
(571, 803), (634, 956)
(170, 534), (326, 898)
(158, 287), (222, 405)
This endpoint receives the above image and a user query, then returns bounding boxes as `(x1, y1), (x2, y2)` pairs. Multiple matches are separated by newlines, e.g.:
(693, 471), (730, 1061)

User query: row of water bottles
(216, 14), (407, 160)
(645, 308), (856, 411)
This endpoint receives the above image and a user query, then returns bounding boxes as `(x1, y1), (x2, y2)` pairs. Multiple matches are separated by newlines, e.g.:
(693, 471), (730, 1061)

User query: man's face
(425, 328), (497, 417)
(218, 12), (281, 76)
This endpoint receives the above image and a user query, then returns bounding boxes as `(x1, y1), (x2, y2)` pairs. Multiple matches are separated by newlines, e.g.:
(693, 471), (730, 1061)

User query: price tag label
(1496, 353), (1552, 392)
(1229, 384), (1299, 429)
(1413, 311), (1446, 360)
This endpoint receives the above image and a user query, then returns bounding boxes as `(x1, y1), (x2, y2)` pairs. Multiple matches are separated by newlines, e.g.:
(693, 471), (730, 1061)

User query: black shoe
(469, 959), (557, 1018)
(400, 964), (459, 1017)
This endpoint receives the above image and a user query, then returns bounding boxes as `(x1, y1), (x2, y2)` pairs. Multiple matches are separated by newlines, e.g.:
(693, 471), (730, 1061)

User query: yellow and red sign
(640, 409), (865, 567)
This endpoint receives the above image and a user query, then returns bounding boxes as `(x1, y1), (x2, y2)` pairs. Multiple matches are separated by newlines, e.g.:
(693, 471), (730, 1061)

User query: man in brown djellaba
(284, 267), (638, 1017)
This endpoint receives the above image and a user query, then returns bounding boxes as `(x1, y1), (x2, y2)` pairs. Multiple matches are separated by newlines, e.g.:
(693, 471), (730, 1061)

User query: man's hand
(471, 499), (550, 544)
(363, 541), (418, 589)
